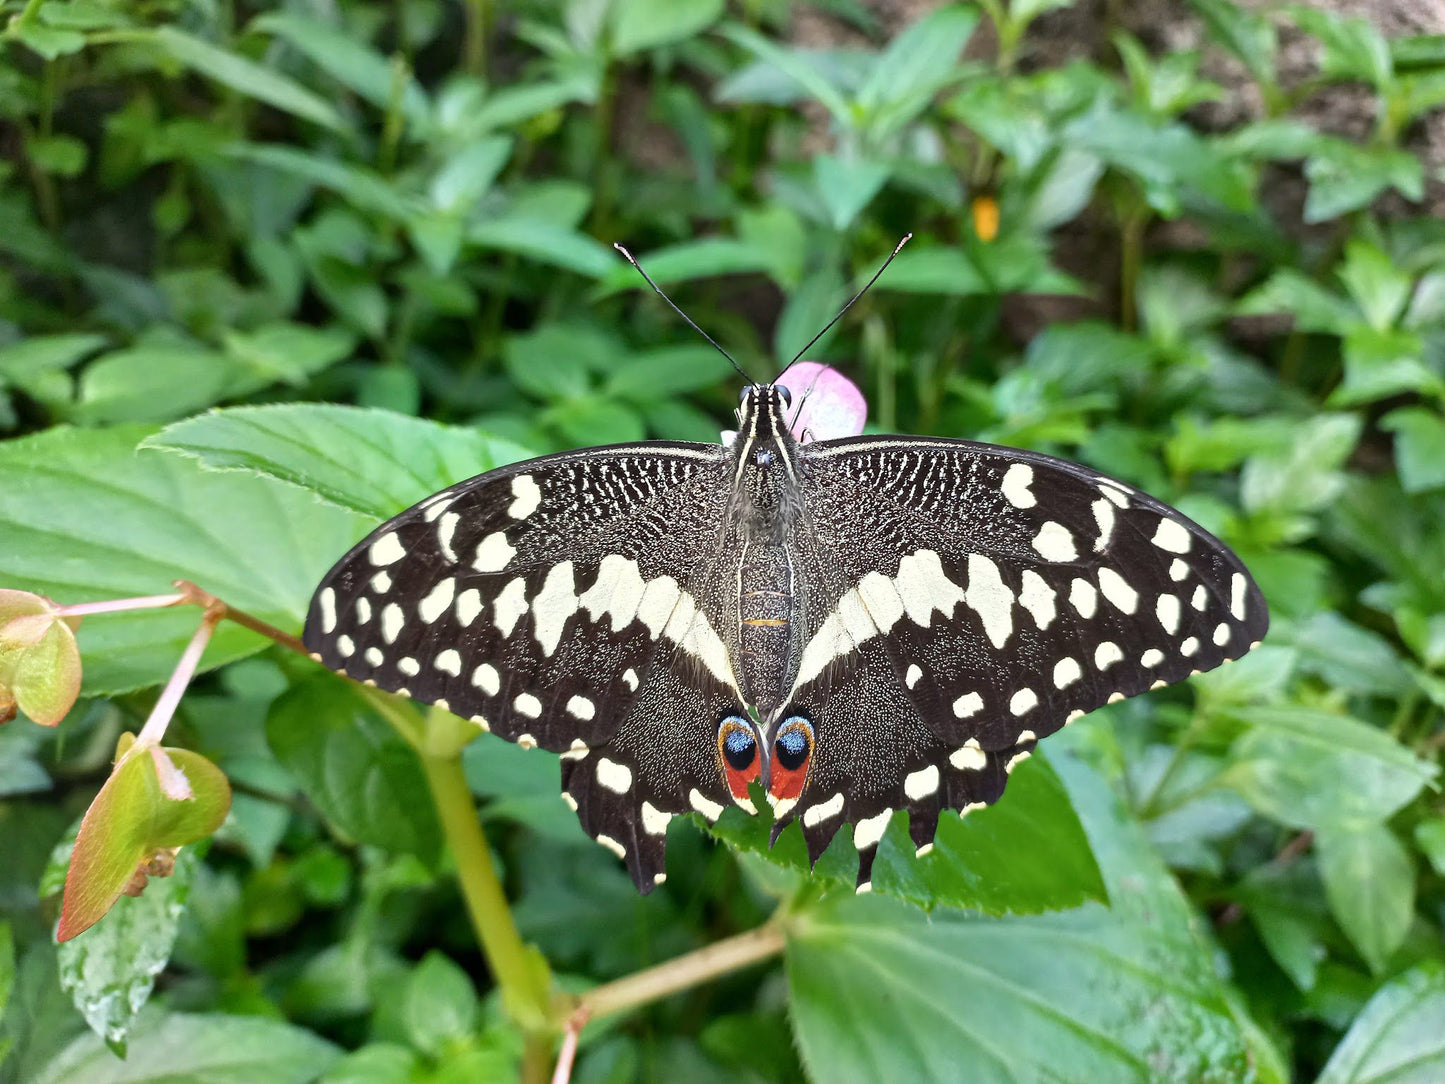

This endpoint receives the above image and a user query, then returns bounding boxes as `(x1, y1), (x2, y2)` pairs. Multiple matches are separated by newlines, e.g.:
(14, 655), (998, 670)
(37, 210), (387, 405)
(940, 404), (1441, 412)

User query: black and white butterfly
(303, 384), (1267, 892)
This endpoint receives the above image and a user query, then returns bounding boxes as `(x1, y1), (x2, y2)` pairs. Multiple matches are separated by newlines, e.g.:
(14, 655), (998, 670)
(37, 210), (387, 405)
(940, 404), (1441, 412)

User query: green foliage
(3, 0), (1445, 1081)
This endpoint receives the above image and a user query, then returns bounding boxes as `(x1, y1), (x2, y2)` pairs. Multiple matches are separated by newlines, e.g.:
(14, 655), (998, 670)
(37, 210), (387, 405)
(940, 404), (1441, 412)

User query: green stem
(576, 921), (786, 1021)
(416, 741), (553, 1027)
(1119, 203), (1146, 333)
(463, 0), (491, 77)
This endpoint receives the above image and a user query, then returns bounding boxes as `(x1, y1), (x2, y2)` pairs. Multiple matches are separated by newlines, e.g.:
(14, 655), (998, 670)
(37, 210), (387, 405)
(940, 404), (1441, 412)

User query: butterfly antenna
(613, 243), (750, 383)
(780, 233), (912, 379)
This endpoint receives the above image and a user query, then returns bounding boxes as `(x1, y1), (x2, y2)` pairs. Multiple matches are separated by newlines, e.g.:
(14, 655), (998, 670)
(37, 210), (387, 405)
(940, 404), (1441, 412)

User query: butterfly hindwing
(303, 441), (743, 888)
(772, 437), (1268, 879)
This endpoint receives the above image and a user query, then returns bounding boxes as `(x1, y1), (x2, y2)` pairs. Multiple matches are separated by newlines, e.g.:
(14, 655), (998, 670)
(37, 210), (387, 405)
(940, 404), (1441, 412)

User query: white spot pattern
(508, 475), (541, 519)
(1092, 498), (1116, 551)
(689, 789), (724, 821)
(949, 740), (987, 771)
(1018, 570), (1057, 630)
(952, 692), (983, 718)
(435, 649), (462, 676)
(1156, 594), (1181, 634)
(531, 561), (579, 656)
(803, 792), (844, 826)
(472, 664), (500, 695)
(1054, 657), (1082, 689)
(905, 664), (922, 688)
(964, 553), (1013, 649)
(493, 578), (529, 636)
(1032, 521), (1078, 562)
(419, 578), (455, 623)
(1094, 641), (1123, 670)
(1097, 568), (1138, 614)
(456, 589), (482, 626)
(1070, 578), (1098, 619)
(904, 765), (940, 799)
(369, 533), (406, 566)
(1002, 463), (1036, 508)
(641, 802), (673, 835)
(514, 693), (542, 718)
(381, 604), (404, 644)
(473, 531), (516, 573)
(566, 695), (595, 720)
(1152, 518), (1192, 554)
(1010, 688), (1038, 715)
(319, 588), (337, 633)
(596, 757), (633, 794)
(853, 808), (893, 850)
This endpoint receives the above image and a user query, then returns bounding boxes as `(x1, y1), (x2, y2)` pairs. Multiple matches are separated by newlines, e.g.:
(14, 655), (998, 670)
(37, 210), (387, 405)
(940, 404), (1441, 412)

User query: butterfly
(302, 382), (1268, 893)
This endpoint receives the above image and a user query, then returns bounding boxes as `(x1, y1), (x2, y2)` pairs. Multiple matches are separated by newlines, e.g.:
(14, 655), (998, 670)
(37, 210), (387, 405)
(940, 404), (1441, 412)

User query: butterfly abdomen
(737, 538), (797, 716)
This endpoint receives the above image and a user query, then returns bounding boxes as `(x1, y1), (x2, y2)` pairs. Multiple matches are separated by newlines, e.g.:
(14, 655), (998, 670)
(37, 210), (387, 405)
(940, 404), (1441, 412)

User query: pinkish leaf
(776, 362), (867, 442)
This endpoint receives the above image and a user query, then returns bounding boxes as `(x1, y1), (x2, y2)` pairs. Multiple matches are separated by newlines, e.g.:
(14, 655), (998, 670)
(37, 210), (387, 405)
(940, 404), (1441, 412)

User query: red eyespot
(716, 716), (760, 801)
(768, 715), (814, 802)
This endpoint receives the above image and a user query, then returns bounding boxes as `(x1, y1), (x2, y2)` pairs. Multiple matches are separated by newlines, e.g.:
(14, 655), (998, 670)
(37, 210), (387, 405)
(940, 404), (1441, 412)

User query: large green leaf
(147, 405), (533, 520)
(1316, 823), (1416, 974)
(784, 746), (1262, 1083)
(0, 426), (369, 695)
(1317, 964), (1445, 1083)
(33, 1011), (341, 1083)
(711, 753), (1103, 914)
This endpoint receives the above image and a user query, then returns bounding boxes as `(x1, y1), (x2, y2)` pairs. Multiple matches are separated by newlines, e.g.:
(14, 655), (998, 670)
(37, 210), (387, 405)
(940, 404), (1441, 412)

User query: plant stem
(575, 921), (786, 1021)
(1119, 202), (1147, 333)
(463, 0), (491, 77)
(172, 580), (310, 657)
(416, 744), (554, 1034)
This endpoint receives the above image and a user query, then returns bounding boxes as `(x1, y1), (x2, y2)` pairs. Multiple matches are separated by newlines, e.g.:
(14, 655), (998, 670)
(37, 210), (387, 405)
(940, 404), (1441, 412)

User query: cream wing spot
(1192, 584), (1208, 611)
(508, 475), (541, 519)
(949, 740), (987, 771)
(623, 668), (639, 691)
(473, 531), (516, 573)
(689, 789), (724, 821)
(1181, 636), (1200, 657)
(905, 664), (922, 689)
(371, 571), (392, 593)
(531, 561), (580, 656)
(381, 604), (405, 644)
(318, 588), (337, 633)
(1141, 648), (1165, 668)
(456, 589), (482, 626)
(596, 835), (626, 860)
(1032, 521), (1078, 562)
(904, 765), (940, 800)
(1001, 463), (1036, 508)
(492, 578), (529, 636)
(1092, 498), (1116, 552)
(566, 695), (595, 720)
(1054, 657), (1082, 689)
(365, 647), (384, 666)
(1152, 518), (1192, 554)
(472, 663), (500, 696)
(356, 597), (372, 624)
(337, 635), (355, 658)
(1010, 688), (1038, 715)
(434, 649), (462, 676)
(1169, 558), (1189, 582)
(596, 757), (633, 794)
(514, 693), (542, 718)
(641, 802), (673, 836)
(1018, 570), (1057, 630)
(1070, 578), (1098, 619)
(436, 512), (460, 563)
(369, 532), (406, 566)
(1230, 573), (1247, 620)
(1156, 594), (1181, 635)
(964, 553), (1014, 649)
(803, 793), (844, 827)
(418, 578), (456, 623)
(1214, 622), (1231, 646)
(398, 657), (420, 677)
(853, 809), (893, 850)
(1097, 568), (1138, 614)
(1094, 641), (1124, 670)
(952, 692), (983, 719)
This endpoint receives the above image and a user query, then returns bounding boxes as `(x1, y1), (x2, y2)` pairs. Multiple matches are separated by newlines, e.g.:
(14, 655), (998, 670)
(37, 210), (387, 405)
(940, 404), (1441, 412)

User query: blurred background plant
(3, 0), (1445, 1081)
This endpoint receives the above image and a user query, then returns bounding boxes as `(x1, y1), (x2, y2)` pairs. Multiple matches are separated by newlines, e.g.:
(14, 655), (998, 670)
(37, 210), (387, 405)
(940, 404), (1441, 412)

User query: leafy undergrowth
(3, 0), (1445, 1082)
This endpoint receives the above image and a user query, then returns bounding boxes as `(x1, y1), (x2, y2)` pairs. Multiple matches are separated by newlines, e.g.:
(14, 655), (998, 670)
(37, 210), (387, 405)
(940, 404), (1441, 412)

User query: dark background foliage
(3, 0), (1445, 1080)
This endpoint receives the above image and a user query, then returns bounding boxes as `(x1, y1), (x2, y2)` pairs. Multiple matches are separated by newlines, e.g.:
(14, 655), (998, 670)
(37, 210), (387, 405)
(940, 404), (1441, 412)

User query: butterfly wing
(303, 442), (742, 889)
(775, 437), (1269, 886)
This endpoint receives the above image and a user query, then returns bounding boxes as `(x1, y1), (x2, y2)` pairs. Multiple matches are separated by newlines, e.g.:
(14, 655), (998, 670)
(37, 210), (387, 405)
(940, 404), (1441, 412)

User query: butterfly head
(735, 384), (795, 449)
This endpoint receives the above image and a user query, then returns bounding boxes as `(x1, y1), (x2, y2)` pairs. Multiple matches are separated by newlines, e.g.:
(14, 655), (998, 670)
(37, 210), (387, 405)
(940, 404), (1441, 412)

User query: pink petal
(776, 362), (867, 442)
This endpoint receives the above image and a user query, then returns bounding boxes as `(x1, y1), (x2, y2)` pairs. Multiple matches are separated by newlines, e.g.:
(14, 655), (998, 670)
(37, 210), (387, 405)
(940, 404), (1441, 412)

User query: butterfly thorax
(731, 386), (808, 718)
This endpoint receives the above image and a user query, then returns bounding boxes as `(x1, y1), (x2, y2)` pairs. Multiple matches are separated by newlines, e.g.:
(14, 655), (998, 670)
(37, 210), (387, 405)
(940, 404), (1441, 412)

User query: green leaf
(605, 346), (735, 401)
(1223, 707), (1437, 830)
(466, 216), (615, 278)
(249, 13), (429, 129)
(57, 743), (230, 942)
(1304, 140), (1423, 222)
(148, 404), (532, 520)
(220, 323), (356, 389)
(813, 155), (890, 231)
(53, 847), (200, 1048)
(265, 675), (443, 860)
(1290, 612), (1412, 697)
(610, 0), (724, 56)
(715, 754), (1103, 914)
(719, 24), (854, 128)
(1416, 818), (1445, 876)
(1382, 408), (1445, 493)
(1237, 268), (1351, 334)
(1290, 5), (1393, 89)
(785, 749), (1257, 1082)
(0, 334), (106, 388)
(1240, 413), (1361, 517)
(597, 237), (776, 293)
(1187, 0), (1278, 88)
(33, 1011), (341, 1083)
(1318, 964), (1445, 1083)
(856, 4), (978, 132)
(0, 425), (369, 694)
(1338, 241), (1414, 330)
(123, 27), (347, 132)
(74, 342), (237, 424)
(1316, 823), (1415, 974)
(398, 952), (479, 1058)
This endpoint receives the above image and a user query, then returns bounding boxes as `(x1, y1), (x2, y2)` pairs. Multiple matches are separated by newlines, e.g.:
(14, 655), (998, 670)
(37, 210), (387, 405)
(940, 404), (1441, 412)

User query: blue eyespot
(719, 715), (758, 772)
(774, 715), (814, 772)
